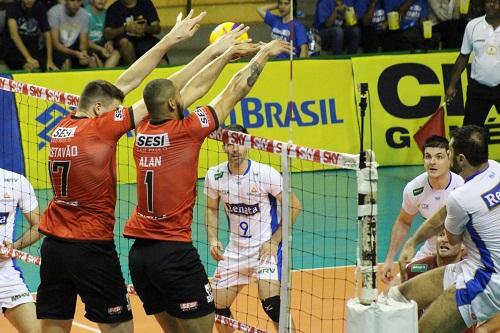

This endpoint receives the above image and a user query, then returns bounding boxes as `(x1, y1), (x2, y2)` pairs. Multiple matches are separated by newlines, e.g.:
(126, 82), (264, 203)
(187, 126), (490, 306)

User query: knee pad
(387, 286), (410, 303)
(262, 295), (280, 322)
(215, 307), (232, 318)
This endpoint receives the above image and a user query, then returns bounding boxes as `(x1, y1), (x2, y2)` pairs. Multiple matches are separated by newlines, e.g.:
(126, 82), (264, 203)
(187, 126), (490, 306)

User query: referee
(445, 0), (500, 127)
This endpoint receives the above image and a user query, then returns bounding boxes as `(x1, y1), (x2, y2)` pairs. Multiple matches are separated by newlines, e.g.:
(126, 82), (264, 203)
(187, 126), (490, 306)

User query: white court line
(72, 321), (101, 333)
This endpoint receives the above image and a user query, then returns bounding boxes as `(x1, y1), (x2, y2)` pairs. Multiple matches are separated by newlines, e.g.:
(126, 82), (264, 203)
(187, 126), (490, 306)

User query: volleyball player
(382, 135), (464, 284)
(0, 168), (42, 333)
(391, 125), (500, 333)
(123, 40), (292, 333)
(35, 11), (207, 333)
(204, 124), (302, 333)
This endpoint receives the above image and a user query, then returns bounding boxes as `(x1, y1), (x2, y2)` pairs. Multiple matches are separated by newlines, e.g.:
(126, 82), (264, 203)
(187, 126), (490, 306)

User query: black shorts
(36, 237), (132, 323)
(129, 239), (214, 319)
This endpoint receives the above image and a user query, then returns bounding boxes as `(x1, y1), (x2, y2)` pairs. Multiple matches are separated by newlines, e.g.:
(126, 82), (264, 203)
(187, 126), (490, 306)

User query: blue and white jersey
(204, 160), (282, 248)
(0, 168), (38, 268)
(446, 160), (500, 272)
(445, 160), (500, 325)
(403, 171), (464, 256)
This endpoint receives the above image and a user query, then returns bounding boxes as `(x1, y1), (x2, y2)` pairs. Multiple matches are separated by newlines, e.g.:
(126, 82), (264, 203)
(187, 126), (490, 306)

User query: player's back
(124, 106), (218, 242)
(452, 160), (500, 272)
(40, 109), (133, 241)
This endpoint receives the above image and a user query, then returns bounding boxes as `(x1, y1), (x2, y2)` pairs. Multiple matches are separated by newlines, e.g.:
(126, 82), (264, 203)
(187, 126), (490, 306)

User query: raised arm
(209, 40), (292, 124)
(180, 42), (260, 108)
(206, 195), (224, 261)
(169, 24), (250, 91)
(381, 209), (416, 283)
(115, 10), (206, 96)
(399, 205), (447, 263)
(257, 3), (278, 18)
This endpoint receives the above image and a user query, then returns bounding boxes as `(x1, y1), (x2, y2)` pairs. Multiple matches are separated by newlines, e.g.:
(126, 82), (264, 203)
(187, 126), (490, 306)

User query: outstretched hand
(260, 39), (292, 57)
(167, 10), (207, 42)
(227, 42), (261, 61)
(210, 24), (252, 56)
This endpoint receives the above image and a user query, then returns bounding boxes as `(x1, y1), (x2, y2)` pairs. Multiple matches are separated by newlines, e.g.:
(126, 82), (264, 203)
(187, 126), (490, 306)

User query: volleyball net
(0, 77), (378, 333)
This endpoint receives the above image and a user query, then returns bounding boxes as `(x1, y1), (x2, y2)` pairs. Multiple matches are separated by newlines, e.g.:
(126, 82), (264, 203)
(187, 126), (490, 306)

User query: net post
(357, 151), (378, 305)
(279, 142), (291, 333)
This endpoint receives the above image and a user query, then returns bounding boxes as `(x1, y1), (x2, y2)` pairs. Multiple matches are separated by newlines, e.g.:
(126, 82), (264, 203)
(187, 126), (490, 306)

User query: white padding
(346, 297), (418, 333)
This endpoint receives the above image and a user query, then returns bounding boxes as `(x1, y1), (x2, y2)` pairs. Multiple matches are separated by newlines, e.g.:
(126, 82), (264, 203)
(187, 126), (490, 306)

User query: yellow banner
(351, 53), (500, 165)
(15, 59), (357, 188)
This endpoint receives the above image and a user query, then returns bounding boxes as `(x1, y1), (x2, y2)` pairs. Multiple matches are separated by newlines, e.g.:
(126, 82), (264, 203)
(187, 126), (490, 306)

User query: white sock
(387, 286), (410, 303)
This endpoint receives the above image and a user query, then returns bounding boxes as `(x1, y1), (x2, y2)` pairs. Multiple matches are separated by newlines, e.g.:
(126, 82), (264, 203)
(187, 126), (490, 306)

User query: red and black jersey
(124, 106), (218, 242)
(39, 107), (134, 241)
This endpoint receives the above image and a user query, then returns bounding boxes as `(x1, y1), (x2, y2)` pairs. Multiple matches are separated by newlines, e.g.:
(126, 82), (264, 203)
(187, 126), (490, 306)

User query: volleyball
(209, 22), (249, 44)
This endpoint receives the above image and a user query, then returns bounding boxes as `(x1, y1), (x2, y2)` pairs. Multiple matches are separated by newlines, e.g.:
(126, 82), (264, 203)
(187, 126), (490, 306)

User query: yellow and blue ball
(209, 22), (249, 45)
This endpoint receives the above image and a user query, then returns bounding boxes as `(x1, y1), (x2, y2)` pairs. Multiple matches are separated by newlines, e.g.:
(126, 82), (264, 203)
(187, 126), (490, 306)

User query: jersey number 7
(49, 160), (70, 197)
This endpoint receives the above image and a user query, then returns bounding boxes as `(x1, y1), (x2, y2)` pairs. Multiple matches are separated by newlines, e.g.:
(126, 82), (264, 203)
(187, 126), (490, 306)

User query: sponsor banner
(0, 74), (25, 176)
(351, 53), (500, 165)
(14, 60), (357, 188)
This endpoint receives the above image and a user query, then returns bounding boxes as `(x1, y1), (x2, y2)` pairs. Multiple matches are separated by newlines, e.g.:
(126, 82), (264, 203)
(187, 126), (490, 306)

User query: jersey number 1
(49, 161), (70, 197)
(144, 170), (154, 213)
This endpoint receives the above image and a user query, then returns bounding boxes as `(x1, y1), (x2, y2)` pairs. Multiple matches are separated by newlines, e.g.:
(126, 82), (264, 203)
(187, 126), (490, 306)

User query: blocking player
(123, 40), (292, 333)
(204, 124), (302, 333)
(36, 11), (206, 333)
(0, 168), (42, 333)
(382, 135), (464, 284)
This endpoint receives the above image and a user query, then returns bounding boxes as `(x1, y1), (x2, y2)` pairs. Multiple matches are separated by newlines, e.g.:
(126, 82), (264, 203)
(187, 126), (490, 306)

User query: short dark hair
(450, 125), (489, 166)
(143, 79), (176, 117)
(423, 135), (449, 152)
(79, 80), (124, 110)
(225, 124), (248, 134)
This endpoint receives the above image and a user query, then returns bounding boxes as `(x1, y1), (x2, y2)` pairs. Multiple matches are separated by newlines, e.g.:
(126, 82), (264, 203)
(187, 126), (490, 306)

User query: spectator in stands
(3, 0), (58, 71)
(48, 0), (96, 69)
(428, 0), (463, 48)
(257, 0), (309, 58)
(355, 0), (394, 52)
(385, 0), (433, 51)
(313, 0), (361, 55)
(85, 0), (120, 67)
(104, 0), (163, 66)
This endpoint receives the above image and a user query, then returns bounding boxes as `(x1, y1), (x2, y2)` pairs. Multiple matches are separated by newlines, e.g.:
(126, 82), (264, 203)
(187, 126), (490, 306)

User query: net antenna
(356, 83), (378, 305)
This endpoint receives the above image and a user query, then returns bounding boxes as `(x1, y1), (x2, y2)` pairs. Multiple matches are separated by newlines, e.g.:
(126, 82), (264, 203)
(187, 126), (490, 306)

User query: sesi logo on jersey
(52, 127), (76, 138)
(114, 107), (124, 121)
(481, 182), (500, 210)
(194, 108), (210, 128)
(136, 133), (170, 148)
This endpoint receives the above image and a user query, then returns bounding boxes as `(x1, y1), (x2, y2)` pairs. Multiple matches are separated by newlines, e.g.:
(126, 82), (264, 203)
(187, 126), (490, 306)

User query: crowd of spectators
(0, 0), (490, 71)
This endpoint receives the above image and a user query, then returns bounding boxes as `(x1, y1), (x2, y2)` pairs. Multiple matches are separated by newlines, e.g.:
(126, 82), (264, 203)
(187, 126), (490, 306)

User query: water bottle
(308, 28), (320, 56)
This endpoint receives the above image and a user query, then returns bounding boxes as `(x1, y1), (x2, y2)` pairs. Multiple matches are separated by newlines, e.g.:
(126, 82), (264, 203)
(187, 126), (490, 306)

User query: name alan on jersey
(139, 156), (162, 167)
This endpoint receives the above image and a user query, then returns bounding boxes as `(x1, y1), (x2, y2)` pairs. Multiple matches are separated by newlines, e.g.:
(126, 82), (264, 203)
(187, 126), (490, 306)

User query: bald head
(143, 79), (181, 119)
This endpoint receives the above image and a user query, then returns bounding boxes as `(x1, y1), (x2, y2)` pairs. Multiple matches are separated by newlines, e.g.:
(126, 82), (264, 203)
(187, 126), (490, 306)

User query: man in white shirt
(445, 0), (500, 127)
(391, 125), (500, 333)
(382, 135), (463, 284)
(0, 168), (42, 333)
(204, 124), (301, 333)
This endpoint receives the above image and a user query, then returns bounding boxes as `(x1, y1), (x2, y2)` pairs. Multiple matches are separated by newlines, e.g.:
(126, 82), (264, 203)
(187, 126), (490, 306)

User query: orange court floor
(1, 266), (391, 333)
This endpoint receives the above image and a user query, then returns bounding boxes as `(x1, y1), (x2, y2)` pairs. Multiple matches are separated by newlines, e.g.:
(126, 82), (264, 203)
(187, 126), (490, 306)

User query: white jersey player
(392, 126), (500, 333)
(204, 125), (301, 333)
(0, 167), (42, 333)
(382, 135), (463, 284)
(402, 170), (464, 258)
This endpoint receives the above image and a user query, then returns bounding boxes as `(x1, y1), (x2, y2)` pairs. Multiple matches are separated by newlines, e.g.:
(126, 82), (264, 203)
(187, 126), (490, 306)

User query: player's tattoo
(247, 63), (262, 87)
